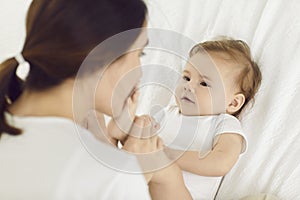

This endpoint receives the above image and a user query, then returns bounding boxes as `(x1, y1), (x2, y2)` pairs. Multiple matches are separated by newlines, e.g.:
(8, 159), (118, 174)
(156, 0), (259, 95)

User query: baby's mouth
(181, 96), (195, 104)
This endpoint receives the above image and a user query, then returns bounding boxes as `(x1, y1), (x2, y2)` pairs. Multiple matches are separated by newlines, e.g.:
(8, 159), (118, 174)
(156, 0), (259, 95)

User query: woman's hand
(122, 115), (161, 151)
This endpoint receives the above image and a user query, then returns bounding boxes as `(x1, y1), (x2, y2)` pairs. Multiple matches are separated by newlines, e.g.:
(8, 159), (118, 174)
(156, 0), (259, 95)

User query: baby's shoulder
(214, 113), (241, 125)
(212, 113), (243, 135)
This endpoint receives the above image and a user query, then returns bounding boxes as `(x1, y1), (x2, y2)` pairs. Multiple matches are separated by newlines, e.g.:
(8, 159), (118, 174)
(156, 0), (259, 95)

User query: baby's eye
(200, 81), (209, 87)
(183, 75), (190, 81)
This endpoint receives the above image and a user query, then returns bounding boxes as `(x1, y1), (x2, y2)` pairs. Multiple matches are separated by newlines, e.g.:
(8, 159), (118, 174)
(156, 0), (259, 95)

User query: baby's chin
(178, 106), (201, 116)
(178, 106), (217, 116)
(175, 98), (201, 116)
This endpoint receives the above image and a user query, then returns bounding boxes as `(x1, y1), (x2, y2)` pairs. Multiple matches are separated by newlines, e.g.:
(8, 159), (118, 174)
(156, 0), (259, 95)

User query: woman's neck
(8, 80), (75, 119)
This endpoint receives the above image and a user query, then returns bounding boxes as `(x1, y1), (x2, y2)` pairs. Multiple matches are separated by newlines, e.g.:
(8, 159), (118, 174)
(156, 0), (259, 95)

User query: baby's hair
(189, 36), (262, 117)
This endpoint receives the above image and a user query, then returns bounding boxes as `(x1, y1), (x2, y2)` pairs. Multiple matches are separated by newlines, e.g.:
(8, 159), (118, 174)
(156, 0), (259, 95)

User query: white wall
(0, 0), (32, 62)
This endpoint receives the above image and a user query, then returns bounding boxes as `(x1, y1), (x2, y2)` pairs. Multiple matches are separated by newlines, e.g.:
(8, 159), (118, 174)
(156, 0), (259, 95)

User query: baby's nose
(184, 84), (195, 93)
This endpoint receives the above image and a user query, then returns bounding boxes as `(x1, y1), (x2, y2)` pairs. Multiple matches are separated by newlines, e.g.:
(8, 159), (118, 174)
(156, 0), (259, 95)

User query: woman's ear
(226, 93), (245, 114)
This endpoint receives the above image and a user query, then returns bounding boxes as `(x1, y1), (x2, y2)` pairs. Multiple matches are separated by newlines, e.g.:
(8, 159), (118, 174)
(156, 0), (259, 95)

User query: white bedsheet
(139, 0), (300, 199)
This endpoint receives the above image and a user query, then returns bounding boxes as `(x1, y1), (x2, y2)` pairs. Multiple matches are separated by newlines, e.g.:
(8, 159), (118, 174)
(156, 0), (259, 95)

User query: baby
(153, 38), (262, 200)
(106, 37), (262, 199)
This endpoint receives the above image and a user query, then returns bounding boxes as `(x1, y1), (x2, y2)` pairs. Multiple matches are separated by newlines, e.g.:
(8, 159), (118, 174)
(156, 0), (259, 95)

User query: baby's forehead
(186, 52), (240, 80)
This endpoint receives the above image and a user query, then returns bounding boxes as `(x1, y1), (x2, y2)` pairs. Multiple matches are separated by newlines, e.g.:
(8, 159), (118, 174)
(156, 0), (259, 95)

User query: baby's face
(175, 52), (240, 116)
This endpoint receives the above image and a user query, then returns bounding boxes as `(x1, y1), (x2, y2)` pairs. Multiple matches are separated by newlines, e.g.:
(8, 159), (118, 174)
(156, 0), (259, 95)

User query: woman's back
(0, 114), (150, 199)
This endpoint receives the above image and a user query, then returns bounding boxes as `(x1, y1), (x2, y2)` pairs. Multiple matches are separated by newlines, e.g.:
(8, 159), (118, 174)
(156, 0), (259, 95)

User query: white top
(154, 107), (247, 200)
(0, 114), (151, 200)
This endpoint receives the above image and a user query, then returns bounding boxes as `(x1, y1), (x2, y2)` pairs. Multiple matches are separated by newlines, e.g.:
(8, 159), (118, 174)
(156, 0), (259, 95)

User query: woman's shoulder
(1, 114), (151, 200)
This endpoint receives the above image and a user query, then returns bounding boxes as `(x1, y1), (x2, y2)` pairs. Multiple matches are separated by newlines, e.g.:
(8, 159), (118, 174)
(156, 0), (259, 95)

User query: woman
(0, 0), (192, 199)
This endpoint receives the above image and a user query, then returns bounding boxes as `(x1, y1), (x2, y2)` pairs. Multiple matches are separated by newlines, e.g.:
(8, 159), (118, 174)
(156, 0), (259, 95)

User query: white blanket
(138, 0), (300, 199)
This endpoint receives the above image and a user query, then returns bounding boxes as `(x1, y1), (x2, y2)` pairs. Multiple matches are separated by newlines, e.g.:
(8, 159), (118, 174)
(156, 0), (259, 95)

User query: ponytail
(0, 58), (23, 137)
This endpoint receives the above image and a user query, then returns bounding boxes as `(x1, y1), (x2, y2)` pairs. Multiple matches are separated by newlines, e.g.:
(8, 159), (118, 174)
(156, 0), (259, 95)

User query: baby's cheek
(195, 92), (212, 114)
(175, 83), (183, 96)
(174, 86), (183, 105)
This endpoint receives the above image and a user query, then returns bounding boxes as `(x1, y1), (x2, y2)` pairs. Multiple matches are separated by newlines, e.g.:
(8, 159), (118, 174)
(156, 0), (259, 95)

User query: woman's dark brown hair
(0, 0), (147, 137)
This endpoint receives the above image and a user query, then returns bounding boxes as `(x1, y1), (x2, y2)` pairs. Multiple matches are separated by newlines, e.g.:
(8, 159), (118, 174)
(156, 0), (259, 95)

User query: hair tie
(15, 53), (30, 81)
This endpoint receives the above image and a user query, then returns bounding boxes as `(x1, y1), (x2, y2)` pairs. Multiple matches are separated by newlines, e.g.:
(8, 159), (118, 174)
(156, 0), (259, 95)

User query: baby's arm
(166, 133), (243, 177)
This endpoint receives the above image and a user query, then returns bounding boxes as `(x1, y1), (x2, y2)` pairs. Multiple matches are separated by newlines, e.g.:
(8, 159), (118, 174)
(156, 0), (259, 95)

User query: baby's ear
(227, 93), (245, 114)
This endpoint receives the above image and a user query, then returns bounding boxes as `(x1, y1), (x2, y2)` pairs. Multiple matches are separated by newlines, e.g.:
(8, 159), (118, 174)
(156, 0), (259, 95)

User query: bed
(138, 0), (300, 199)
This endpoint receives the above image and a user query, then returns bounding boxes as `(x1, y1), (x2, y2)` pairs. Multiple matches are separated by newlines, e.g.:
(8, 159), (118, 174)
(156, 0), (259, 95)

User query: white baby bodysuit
(154, 106), (247, 200)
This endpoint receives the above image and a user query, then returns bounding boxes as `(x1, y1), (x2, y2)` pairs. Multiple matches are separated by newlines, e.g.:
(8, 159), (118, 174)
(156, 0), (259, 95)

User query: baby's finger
(129, 117), (145, 138)
(150, 117), (160, 135)
(141, 116), (153, 139)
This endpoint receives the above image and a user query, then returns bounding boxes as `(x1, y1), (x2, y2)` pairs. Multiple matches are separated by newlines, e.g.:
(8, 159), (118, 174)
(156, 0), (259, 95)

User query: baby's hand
(108, 115), (160, 146)
(129, 115), (160, 139)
